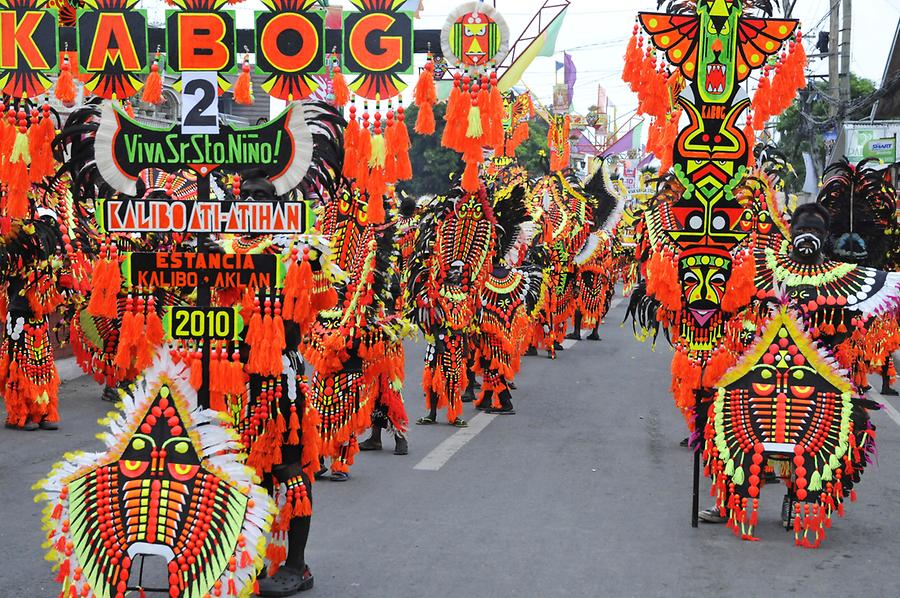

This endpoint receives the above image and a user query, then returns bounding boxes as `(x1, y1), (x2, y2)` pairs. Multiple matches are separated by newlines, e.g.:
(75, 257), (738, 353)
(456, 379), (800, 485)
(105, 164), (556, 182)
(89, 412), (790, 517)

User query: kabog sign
(0, 0), (413, 100)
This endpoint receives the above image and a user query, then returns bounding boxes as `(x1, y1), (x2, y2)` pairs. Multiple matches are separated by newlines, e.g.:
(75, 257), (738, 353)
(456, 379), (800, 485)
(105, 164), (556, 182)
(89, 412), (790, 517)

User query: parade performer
(359, 194), (418, 455)
(623, 0), (805, 434)
(528, 165), (587, 358)
(408, 187), (493, 427)
(566, 160), (626, 341)
(1, 209), (64, 430)
(0, 97), (91, 431)
(409, 171), (529, 426)
(303, 182), (410, 480)
(816, 158), (900, 396)
(218, 154), (345, 593)
(472, 168), (541, 414)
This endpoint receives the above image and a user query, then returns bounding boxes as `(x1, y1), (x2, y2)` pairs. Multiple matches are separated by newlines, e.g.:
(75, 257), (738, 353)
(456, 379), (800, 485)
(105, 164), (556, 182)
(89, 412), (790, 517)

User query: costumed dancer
(303, 181), (410, 480)
(359, 193), (418, 456)
(1, 96), (89, 431)
(55, 102), (182, 403)
(699, 200), (900, 542)
(472, 176), (542, 414)
(409, 183), (499, 427)
(566, 160), (626, 341)
(816, 158), (900, 396)
(527, 163), (585, 359)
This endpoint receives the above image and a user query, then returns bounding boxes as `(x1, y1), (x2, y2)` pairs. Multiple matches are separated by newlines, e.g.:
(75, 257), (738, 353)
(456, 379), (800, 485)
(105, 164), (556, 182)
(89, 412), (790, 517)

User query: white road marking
(609, 295), (626, 311)
(414, 292), (630, 471)
(870, 390), (900, 430)
(413, 412), (497, 471)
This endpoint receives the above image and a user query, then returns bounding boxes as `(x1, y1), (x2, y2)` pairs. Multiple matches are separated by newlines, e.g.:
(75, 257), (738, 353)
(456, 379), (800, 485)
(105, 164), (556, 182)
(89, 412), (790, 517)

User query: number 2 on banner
(181, 72), (219, 134)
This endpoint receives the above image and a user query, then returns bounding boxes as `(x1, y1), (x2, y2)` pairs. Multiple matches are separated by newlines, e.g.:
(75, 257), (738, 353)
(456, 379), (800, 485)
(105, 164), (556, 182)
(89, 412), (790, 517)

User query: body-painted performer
(816, 158), (900, 396)
(227, 169), (337, 594)
(409, 187), (494, 427)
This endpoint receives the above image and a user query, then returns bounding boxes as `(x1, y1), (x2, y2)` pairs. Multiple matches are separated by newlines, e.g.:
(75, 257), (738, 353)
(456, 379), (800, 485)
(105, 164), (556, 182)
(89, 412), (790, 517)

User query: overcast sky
(414, 0), (900, 123)
(142, 0), (899, 123)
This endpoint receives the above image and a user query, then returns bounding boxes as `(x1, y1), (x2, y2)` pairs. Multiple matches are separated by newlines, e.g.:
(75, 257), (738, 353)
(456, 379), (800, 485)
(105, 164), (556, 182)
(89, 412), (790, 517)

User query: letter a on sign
(182, 72), (219, 134)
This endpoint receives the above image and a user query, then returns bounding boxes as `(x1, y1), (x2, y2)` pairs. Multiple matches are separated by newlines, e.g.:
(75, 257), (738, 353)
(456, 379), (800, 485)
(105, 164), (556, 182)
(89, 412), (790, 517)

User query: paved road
(3, 297), (900, 597)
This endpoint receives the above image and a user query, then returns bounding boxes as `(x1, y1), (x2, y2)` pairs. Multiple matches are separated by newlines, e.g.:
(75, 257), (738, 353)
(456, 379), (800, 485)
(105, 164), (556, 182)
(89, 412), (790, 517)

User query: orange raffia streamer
(356, 110), (372, 188)
(331, 57), (350, 107)
(392, 105), (413, 181)
(234, 53), (254, 105)
(343, 104), (360, 179)
(366, 109), (387, 208)
(28, 102), (56, 183)
(414, 55), (437, 134)
(142, 50), (163, 105)
(622, 25), (642, 90)
(485, 70), (504, 149)
(752, 66), (772, 129)
(55, 52), (76, 105)
(6, 108), (31, 219)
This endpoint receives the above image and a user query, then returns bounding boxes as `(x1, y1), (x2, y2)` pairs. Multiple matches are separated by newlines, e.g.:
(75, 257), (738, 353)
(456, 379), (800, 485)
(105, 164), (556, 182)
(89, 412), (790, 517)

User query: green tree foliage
(398, 103), (462, 199)
(399, 103), (551, 198)
(775, 73), (876, 191)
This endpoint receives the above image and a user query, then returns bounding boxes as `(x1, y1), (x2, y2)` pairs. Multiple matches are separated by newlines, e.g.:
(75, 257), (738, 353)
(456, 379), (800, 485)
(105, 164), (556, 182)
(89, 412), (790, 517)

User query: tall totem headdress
(625, 0), (803, 365)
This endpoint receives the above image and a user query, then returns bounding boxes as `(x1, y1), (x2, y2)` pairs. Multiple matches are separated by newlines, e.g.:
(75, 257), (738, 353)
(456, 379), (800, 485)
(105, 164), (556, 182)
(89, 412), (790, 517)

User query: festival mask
(696, 0), (741, 103)
(679, 250), (732, 328)
(39, 357), (273, 598)
(319, 186), (371, 273)
(443, 3), (509, 68)
(711, 309), (854, 502)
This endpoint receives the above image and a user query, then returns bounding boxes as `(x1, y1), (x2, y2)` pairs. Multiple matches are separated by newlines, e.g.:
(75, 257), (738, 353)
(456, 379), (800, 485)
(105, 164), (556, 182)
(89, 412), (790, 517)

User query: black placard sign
(165, 306), (243, 341)
(122, 252), (283, 289)
(97, 198), (314, 234)
(95, 101), (313, 196)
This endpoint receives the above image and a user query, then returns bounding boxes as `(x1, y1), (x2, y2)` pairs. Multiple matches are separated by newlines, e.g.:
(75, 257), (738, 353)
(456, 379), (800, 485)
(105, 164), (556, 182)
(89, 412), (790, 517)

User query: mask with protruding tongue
(689, 307), (717, 327)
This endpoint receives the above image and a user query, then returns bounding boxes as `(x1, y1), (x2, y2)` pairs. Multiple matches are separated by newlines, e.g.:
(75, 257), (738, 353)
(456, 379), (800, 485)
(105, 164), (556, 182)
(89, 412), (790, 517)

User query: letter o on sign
(260, 13), (319, 73)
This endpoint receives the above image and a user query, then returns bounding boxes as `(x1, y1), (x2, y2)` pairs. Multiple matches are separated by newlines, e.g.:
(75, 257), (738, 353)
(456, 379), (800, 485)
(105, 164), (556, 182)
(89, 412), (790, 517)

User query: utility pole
(839, 0), (853, 109)
(828, 0), (841, 119)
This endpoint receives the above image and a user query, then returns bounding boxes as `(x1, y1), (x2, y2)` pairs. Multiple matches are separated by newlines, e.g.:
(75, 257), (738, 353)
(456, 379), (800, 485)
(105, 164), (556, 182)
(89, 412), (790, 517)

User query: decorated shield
(705, 308), (867, 547)
(441, 2), (509, 69)
(37, 353), (276, 597)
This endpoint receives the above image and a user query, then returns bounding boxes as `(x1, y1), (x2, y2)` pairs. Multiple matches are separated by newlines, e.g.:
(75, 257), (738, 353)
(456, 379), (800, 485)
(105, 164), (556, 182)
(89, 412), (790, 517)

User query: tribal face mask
(318, 185), (373, 275)
(679, 249), (732, 350)
(706, 308), (864, 547)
